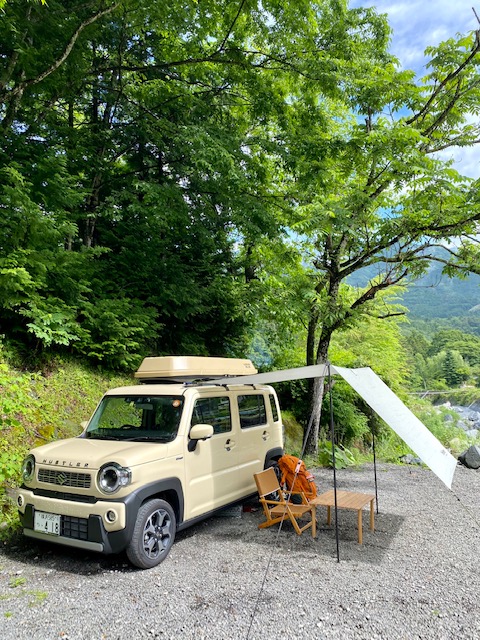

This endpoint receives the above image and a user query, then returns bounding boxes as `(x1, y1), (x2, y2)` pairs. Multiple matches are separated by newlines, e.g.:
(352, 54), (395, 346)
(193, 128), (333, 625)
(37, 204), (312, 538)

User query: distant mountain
(347, 251), (480, 321)
(401, 268), (480, 319)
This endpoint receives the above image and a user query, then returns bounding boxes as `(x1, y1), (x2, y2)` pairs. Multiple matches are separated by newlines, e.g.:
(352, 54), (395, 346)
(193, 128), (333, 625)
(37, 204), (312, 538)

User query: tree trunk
(304, 329), (332, 456)
(304, 375), (325, 455)
(306, 305), (318, 366)
(304, 270), (341, 456)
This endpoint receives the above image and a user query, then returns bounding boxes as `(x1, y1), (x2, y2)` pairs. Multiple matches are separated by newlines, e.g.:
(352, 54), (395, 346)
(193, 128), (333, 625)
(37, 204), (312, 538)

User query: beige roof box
(135, 356), (258, 383)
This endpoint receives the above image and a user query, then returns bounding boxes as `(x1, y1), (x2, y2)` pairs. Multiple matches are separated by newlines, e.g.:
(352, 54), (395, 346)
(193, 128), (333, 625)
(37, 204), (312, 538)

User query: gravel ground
(1, 462), (480, 640)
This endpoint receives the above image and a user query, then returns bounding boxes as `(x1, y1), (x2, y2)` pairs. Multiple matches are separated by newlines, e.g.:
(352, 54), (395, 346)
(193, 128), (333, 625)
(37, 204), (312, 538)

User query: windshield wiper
(123, 436), (170, 442)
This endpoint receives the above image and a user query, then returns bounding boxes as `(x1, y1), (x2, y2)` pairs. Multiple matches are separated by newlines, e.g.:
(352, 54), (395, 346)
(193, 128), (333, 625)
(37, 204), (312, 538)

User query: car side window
(269, 394), (279, 421)
(238, 394), (267, 429)
(191, 397), (232, 434)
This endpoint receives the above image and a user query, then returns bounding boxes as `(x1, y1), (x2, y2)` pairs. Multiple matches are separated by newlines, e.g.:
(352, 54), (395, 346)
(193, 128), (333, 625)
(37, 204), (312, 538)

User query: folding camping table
(311, 490), (375, 544)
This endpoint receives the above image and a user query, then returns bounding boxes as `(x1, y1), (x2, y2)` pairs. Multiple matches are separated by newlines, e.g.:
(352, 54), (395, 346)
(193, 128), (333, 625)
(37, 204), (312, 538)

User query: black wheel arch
(264, 446), (284, 469)
(122, 477), (184, 535)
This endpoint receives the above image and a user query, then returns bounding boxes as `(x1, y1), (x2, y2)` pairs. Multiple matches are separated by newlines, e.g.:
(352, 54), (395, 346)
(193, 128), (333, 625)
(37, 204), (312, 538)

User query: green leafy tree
(267, 20), (480, 454)
(402, 330), (431, 359)
(1, 0), (339, 365)
(442, 349), (470, 387)
(428, 329), (480, 366)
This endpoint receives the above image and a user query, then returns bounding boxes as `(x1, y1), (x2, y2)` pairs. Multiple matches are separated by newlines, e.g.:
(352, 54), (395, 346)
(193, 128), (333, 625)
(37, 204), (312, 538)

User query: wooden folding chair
(253, 467), (316, 537)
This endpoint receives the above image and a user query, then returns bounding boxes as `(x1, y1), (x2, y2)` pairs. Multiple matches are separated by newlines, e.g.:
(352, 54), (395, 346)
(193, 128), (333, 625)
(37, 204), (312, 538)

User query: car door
(235, 392), (272, 492)
(184, 394), (241, 520)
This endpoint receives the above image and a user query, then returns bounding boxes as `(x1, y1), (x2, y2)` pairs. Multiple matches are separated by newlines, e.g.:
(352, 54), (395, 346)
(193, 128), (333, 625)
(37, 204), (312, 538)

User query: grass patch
(9, 576), (27, 588)
(28, 590), (48, 606)
(2, 573), (48, 608)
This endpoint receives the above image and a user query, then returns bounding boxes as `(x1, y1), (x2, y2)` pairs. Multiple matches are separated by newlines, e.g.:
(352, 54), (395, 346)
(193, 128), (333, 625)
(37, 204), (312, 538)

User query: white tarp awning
(334, 367), (457, 489)
(217, 364), (457, 489)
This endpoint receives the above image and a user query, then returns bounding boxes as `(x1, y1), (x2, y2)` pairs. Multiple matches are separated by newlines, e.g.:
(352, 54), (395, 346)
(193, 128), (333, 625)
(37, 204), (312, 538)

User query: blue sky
(351, 0), (480, 177)
(353, 0), (477, 69)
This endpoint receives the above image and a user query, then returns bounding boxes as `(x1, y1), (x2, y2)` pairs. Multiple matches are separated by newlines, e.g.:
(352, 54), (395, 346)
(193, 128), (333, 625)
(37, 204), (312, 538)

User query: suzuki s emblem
(56, 472), (68, 486)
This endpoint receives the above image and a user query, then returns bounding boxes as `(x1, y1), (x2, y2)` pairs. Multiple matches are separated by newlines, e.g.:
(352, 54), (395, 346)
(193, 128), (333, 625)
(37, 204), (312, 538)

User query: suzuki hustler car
(16, 356), (284, 568)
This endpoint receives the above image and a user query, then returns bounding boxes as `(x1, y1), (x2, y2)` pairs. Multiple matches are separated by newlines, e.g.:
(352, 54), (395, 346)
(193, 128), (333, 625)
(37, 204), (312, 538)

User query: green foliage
(9, 576), (27, 588)
(0, 447), (23, 485)
(1, 1), (480, 474)
(320, 387), (370, 443)
(402, 326), (480, 389)
(3, 0), (313, 365)
(428, 329), (480, 366)
(401, 264), (480, 320)
(266, 310), (409, 450)
(317, 441), (356, 469)
(331, 306), (409, 393)
(21, 299), (85, 347)
(0, 344), (132, 538)
(1, 0), (480, 384)
(281, 410), (304, 457)
(75, 299), (157, 370)
(0, 361), (37, 483)
(263, 19), (480, 453)
(408, 315), (480, 339)
(413, 403), (475, 456)
(442, 350), (469, 387)
(373, 429), (412, 463)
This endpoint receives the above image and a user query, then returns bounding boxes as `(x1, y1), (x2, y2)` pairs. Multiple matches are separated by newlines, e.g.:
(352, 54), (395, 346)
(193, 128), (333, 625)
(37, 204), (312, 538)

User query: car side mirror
(188, 423), (214, 451)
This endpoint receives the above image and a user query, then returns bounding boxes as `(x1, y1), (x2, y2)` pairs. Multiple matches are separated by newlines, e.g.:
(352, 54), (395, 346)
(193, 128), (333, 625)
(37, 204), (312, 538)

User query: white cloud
(352, 0), (477, 73)
(435, 145), (480, 179)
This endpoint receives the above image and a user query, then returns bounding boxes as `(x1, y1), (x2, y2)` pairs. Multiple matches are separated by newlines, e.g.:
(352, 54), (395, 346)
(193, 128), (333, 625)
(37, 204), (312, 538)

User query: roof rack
(135, 356), (257, 384)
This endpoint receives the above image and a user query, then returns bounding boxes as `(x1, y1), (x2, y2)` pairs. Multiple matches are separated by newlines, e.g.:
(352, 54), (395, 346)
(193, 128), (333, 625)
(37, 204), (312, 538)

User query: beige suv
(16, 357), (284, 569)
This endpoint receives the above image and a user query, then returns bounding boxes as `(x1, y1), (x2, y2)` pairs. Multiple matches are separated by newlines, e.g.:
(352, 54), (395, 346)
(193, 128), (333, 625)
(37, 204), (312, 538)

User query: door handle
(225, 438), (235, 451)
(262, 430), (269, 441)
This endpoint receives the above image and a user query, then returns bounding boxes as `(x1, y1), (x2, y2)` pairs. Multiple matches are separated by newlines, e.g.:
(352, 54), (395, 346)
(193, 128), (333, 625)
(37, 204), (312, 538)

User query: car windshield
(85, 395), (184, 442)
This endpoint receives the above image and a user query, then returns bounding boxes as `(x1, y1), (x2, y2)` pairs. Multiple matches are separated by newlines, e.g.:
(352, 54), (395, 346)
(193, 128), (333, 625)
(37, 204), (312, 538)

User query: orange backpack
(277, 455), (317, 501)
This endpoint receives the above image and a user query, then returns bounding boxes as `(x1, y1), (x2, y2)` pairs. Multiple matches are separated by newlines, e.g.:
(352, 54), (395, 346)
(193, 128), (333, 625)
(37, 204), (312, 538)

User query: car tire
(126, 499), (176, 569)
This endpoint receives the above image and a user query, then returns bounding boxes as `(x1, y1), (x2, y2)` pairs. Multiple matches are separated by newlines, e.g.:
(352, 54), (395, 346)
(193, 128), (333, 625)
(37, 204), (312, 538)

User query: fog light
(106, 510), (117, 523)
(17, 495), (24, 508)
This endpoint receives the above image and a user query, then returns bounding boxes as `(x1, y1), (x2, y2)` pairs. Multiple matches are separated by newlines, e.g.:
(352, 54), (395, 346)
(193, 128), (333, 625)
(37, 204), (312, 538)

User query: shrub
(317, 440), (356, 468)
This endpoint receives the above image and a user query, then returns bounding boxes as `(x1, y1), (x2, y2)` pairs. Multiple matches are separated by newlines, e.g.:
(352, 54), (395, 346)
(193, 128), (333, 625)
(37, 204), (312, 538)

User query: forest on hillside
(2, 0), (480, 457)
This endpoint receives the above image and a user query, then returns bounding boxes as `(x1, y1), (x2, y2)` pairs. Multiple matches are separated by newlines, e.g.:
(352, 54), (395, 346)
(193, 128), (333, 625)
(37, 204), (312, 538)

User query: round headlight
(21, 455), (35, 482)
(97, 463), (131, 494)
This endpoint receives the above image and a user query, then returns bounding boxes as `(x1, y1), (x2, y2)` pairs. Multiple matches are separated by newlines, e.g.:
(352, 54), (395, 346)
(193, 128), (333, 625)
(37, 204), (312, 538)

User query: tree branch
(8, 2), (120, 98)
(421, 77), (463, 139)
(374, 311), (406, 319)
(406, 28), (480, 127)
(216, 0), (248, 53)
(350, 269), (408, 312)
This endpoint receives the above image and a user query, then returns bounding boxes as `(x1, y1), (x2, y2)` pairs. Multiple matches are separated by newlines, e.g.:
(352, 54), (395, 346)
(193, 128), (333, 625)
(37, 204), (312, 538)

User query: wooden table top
(311, 489), (375, 510)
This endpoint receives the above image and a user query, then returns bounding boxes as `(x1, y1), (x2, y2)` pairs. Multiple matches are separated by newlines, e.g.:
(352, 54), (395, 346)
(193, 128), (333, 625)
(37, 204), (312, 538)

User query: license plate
(34, 511), (61, 536)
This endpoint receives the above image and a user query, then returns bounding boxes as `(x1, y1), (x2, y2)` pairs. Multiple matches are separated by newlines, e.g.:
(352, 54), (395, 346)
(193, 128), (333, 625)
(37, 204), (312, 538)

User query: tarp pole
(328, 363), (340, 563)
(372, 423), (379, 514)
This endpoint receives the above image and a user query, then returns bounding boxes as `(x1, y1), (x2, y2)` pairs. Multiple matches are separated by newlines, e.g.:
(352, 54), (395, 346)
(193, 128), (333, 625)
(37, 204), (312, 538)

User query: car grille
(33, 488), (97, 503)
(38, 469), (92, 489)
(62, 516), (88, 540)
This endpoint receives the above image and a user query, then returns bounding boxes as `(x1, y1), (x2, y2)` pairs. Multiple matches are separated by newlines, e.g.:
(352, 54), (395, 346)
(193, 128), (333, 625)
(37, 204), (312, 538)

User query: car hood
(32, 437), (168, 471)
